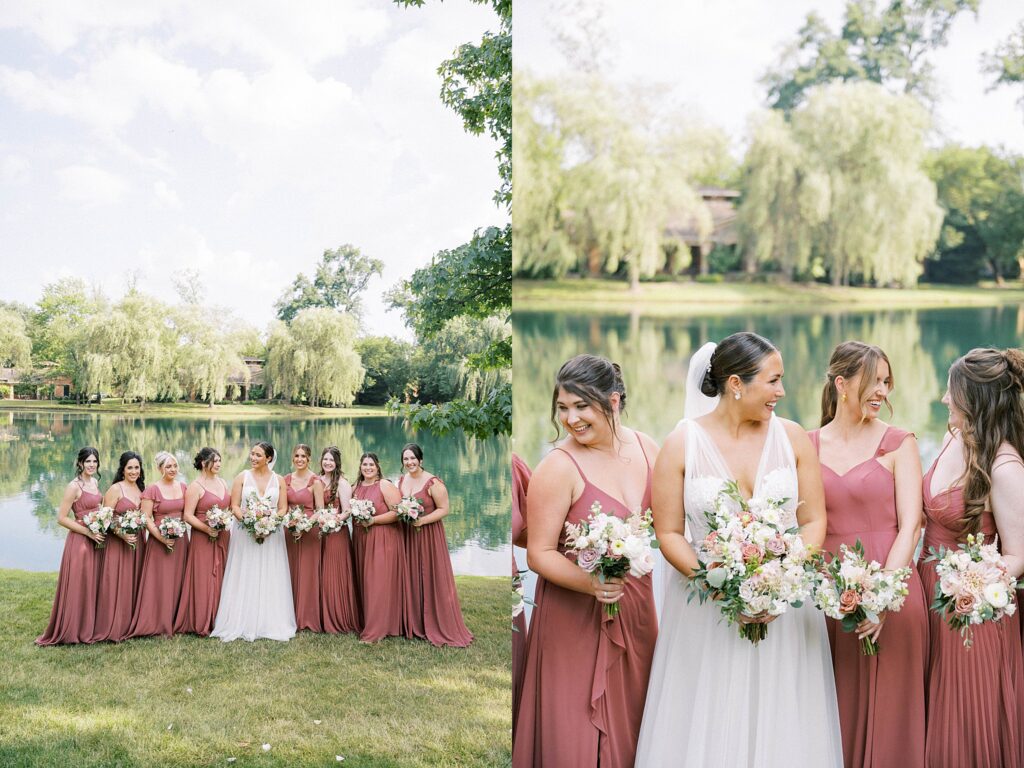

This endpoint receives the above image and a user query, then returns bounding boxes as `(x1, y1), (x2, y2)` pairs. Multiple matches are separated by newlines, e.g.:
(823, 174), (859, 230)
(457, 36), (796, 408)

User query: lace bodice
(682, 415), (799, 542)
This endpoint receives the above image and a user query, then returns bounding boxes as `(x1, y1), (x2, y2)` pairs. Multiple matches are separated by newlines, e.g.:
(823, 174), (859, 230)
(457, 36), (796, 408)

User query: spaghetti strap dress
(284, 473), (324, 632)
(92, 488), (144, 642)
(353, 481), (407, 643)
(173, 482), (231, 636)
(320, 488), (361, 634)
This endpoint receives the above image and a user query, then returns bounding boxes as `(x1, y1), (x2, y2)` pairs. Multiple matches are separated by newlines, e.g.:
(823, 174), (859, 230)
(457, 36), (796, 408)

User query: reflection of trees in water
(514, 308), (1023, 469)
(2, 412), (508, 554)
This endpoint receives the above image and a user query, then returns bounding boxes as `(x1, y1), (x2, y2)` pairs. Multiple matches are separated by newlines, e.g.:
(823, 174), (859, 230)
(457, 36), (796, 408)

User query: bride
(211, 441), (296, 642)
(635, 332), (842, 766)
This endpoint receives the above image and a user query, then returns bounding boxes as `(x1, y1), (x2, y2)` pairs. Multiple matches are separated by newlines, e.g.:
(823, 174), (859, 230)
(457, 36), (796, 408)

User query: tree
(275, 245), (384, 323)
(169, 305), (253, 405)
(985, 22), (1024, 111)
(355, 336), (414, 405)
(389, 0), (511, 439)
(764, 0), (979, 112)
(265, 308), (364, 407)
(738, 82), (943, 285)
(29, 278), (105, 400)
(0, 308), (32, 369)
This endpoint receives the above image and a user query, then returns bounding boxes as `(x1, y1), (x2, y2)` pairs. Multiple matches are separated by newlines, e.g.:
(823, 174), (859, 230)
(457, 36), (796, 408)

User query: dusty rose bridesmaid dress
(352, 481), (407, 642)
(810, 427), (928, 768)
(173, 483), (231, 636)
(511, 454), (531, 741)
(36, 485), (104, 645)
(400, 475), (473, 647)
(320, 490), (361, 634)
(92, 490), (145, 642)
(918, 439), (1024, 768)
(513, 437), (658, 768)
(126, 482), (189, 638)
(284, 473), (323, 632)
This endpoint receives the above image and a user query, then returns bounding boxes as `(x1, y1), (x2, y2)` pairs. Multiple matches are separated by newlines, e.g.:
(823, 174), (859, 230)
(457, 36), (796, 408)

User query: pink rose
(741, 543), (761, 563)
(765, 536), (786, 556)
(838, 589), (861, 614)
(954, 594), (976, 616)
(576, 548), (600, 573)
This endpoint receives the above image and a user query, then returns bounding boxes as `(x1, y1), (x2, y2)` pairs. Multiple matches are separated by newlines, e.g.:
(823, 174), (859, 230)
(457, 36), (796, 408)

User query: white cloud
(1, 154), (30, 183)
(153, 179), (181, 208)
(56, 164), (128, 205)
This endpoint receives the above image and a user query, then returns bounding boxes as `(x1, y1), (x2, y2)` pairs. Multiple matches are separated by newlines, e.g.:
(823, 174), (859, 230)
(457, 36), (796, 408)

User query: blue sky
(0, 0), (504, 340)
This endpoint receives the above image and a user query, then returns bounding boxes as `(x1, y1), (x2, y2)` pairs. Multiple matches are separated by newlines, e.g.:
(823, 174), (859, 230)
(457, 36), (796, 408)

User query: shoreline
(0, 401), (391, 419)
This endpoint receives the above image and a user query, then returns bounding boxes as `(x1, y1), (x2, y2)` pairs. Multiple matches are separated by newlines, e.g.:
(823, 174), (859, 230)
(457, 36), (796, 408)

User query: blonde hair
(154, 451), (176, 470)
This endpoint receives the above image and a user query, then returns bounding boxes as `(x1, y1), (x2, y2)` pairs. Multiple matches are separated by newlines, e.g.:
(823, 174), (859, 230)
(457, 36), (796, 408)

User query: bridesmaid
(810, 341), (928, 767)
(319, 446), (361, 634)
(511, 453), (531, 741)
(513, 355), (659, 768)
(127, 452), (189, 639)
(174, 447), (231, 636)
(399, 443), (473, 647)
(352, 452), (406, 643)
(284, 444), (325, 633)
(92, 451), (146, 642)
(37, 447), (106, 645)
(919, 347), (1024, 767)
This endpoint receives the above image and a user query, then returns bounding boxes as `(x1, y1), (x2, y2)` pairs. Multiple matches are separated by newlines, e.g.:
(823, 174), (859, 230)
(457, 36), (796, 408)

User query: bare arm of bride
(526, 450), (625, 606)
(652, 425), (700, 578)
(784, 420), (827, 550)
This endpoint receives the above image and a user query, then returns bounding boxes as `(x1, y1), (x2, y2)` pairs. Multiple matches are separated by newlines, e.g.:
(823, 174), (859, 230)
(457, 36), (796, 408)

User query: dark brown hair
(193, 447), (221, 472)
(820, 341), (894, 427)
(356, 452), (384, 485)
(550, 354), (626, 440)
(74, 447), (100, 480)
(319, 446), (344, 505)
(113, 451), (145, 491)
(292, 444), (312, 460)
(947, 347), (1024, 536)
(701, 332), (777, 397)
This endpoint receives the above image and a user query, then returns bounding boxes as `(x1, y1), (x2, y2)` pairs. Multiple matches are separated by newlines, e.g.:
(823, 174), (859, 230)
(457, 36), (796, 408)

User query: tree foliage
(984, 21), (1024, 111)
(764, 0), (979, 112)
(275, 245), (384, 323)
(0, 308), (32, 369)
(265, 308), (364, 407)
(355, 336), (415, 406)
(738, 82), (943, 285)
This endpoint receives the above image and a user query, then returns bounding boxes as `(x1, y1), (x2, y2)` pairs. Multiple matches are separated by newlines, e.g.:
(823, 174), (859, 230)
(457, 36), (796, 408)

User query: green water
(0, 412), (509, 575)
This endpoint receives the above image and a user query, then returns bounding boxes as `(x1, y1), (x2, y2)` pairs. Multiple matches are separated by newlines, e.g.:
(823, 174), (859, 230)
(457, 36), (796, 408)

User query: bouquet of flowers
(115, 507), (146, 550)
(240, 492), (284, 544)
(204, 505), (232, 541)
(158, 517), (188, 552)
(283, 506), (316, 541)
(690, 480), (818, 644)
(813, 540), (911, 655)
(82, 506), (115, 549)
(562, 501), (657, 617)
(395, 496), (424, 527)
(925, 533), (1018, 648)
(316, 509), (344, 537)
(349, 498), (376, 526)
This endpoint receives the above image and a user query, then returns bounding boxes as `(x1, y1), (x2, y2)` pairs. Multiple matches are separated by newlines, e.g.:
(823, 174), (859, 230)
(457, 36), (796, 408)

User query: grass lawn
(513, 278), (1024, 314)
(0, 402), (390, 420)
(0, 570), (511, 768)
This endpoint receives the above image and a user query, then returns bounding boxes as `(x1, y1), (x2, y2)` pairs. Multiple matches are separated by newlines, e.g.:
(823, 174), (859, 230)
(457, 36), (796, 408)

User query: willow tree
(265, 308), (364, 407)
(739, 81), (942, 285)
(170, 305), (253, 405)
(0, 308), (32, 369)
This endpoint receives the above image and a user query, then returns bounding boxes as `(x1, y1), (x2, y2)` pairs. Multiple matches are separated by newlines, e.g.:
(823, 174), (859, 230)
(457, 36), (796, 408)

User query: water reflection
(0, 412), (509, 575)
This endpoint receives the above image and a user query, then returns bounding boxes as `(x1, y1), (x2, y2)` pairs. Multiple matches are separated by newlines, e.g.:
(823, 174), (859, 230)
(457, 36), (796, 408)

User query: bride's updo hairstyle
(253, 442), (275, 464)
(947, 347), (1024, 536)
(701, 332), (777, 398)
(550, 354), (627, 440)
(820, 341), (894, 427)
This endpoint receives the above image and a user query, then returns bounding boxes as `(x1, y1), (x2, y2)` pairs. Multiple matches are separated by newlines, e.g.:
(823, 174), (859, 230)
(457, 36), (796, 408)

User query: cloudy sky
(515, 0), (1024, 154)
(0, 0), (503, 339)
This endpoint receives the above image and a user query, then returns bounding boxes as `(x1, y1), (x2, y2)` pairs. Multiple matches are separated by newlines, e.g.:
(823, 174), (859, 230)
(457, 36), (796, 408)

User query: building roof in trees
(665, 188), (739, 246)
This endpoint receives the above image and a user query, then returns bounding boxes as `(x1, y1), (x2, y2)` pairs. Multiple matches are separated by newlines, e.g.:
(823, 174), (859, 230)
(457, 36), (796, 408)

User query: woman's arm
(525, 451), (624, 606)
(372, 480), (401, 525)
(884, 434), (924, 571)
(183, 481), (213, 537)
(990, 450), (1024, 579)
(337, 479), (352, 520)
(275, 474), (289, 517)
(230, 474), (244, 521)
(416, 478), (449, 527)
(142, 492), (170, 548)
(651, 427), (699, 578)
(58, 482), (100, 542)
(312, 477), (325, 510)
(103, 484), (135, 546)
(785, 421), (827, 550)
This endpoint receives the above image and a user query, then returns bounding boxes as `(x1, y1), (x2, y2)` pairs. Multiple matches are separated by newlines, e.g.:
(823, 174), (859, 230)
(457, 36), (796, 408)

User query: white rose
(983, 581), (1010, 609)
(622, 535), (647, 562)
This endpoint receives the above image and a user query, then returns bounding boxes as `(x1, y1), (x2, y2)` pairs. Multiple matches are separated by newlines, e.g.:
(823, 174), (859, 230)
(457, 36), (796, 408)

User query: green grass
(513, 278), (1024, 314)
(0, 570), (511, 768)
(0, 401), (390, 420)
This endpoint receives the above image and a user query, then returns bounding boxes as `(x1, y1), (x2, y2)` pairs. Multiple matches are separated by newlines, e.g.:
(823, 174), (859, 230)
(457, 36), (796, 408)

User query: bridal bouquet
(82, 506), (115, 549)
(157, 517), (187, 552)
(813, 540), (911, 655)
(316, 509), (344, 537)
(114, 507), (146, 550)
(284, 506), (315, 541)
(925, 533), (1018, 649)
(562, 501), (657, 617)
(204, 505), (232, 541)
(240, 492), (284, 544)
(395, 496), (424, 527)
(691, 481), (817, 644)
(349, 498), (376, 526)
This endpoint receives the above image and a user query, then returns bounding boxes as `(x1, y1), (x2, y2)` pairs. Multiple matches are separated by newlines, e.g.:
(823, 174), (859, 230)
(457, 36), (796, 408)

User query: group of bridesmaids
(36, 441), (473, 648)
(513, 338), (1024, 767)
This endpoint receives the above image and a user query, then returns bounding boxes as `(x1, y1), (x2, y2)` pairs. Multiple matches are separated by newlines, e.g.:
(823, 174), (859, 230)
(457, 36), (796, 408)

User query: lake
(512, 302), (1024, 614)
(0, 410), (509, 576)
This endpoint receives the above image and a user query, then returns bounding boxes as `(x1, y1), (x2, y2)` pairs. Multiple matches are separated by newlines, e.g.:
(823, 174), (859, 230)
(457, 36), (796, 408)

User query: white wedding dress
(634, 415), (842, 767)
(211, 471), (296, 642)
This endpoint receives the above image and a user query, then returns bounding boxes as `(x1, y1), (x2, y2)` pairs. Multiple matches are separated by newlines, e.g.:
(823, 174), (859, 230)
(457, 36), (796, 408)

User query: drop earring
(841, 393), (847, 403)
(734, 391), (740, 401)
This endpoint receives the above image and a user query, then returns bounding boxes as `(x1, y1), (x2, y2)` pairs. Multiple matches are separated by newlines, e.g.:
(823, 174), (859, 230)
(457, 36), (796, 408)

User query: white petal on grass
(262, 744), (271, 751)
(167, 724), (173, 730)
(313, 719), (322, 725)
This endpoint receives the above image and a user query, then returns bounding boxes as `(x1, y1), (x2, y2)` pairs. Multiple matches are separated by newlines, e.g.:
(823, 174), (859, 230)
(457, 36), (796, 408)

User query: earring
(841, 393), (847, 403)
(734, 391), (740, 401)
